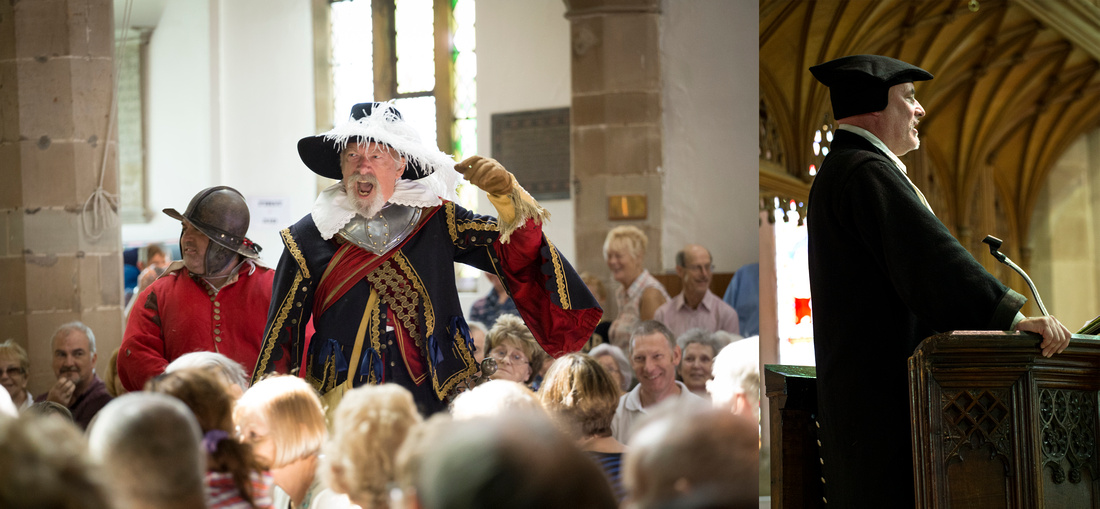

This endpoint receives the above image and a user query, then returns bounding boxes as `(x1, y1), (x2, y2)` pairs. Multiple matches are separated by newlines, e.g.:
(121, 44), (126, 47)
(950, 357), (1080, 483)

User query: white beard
(345, 177), (386, 218)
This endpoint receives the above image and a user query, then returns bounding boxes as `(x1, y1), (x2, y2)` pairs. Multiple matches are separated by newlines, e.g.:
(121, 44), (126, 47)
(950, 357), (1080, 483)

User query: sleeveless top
(608, 270), (669, 348)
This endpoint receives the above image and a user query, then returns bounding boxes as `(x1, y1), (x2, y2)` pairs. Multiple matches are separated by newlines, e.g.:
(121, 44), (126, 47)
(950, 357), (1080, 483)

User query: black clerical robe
(807, 129), (1025, 507)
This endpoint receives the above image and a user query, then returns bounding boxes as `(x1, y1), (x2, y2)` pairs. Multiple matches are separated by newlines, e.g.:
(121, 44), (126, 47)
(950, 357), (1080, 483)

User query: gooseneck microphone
(983, 235), (1049, 316)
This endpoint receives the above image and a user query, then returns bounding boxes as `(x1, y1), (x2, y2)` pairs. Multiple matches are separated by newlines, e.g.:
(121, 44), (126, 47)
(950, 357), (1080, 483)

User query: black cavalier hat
(809, 55), (933, 119)
(297, 102), (456, 182)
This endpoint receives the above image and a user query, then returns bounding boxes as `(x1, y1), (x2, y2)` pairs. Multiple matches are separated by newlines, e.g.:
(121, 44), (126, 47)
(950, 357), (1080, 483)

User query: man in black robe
(806, 54), (1071, 507)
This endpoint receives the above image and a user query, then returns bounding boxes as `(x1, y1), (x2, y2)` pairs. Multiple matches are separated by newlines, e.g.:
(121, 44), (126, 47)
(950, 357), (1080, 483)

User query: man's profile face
(341, 141), (406, 217)
(631, 332), (681, 397)
(52, 330), (96, 389)
(677, 245), (713, 297)
(180, 220), (211, 275)
(878, 82), (925, 156)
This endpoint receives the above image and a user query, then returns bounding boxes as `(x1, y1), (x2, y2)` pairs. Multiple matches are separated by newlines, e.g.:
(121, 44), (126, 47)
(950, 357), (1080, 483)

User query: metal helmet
(163, 186), (261, 276)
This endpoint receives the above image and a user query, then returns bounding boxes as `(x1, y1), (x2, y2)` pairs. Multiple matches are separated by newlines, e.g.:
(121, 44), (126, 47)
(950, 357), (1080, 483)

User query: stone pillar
(0, 0), (122, 394)
(565, 0), (662, 309)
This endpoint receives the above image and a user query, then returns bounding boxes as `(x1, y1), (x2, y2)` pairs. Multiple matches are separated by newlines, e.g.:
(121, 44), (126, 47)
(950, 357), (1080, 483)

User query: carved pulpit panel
(910, 331), (1100, 508)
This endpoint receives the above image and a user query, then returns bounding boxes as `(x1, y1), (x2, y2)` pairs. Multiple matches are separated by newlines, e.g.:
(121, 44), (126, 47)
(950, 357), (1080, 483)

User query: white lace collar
(311, 180), (441, 240)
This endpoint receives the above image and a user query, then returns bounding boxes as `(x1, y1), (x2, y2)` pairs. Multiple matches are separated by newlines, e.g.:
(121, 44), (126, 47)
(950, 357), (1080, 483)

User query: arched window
(329, 0), (477, 164)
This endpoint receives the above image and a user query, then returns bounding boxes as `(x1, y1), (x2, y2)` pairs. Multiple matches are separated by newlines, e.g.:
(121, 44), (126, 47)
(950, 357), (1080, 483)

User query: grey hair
(675, 328), (725, 357)
(52, 322), (97, 354)
(588, 343), (633, 392)
(166, 351), (250, 391)
(629, 320), (677, 354)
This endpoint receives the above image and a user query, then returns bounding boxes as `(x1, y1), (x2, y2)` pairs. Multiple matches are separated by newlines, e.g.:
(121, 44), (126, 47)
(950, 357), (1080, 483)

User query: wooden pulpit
(765, 364), (824, 508)
(910, 331), (1100, 507)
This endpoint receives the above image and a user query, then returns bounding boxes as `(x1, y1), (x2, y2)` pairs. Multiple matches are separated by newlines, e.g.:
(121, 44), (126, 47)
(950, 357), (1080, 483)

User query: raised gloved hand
(455, 156), (514, 196)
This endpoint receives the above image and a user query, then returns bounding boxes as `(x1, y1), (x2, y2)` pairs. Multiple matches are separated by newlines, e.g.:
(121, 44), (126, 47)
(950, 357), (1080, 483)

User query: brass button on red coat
(215, 336), (222, 343)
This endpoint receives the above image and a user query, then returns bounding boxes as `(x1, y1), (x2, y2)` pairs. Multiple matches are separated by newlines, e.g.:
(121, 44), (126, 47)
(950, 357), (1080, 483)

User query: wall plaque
(491, 108), (571, 200)
(608, 195), (648, 220)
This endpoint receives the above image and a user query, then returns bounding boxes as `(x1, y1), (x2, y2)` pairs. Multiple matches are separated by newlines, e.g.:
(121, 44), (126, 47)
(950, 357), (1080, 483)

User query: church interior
(10, 0), (1100, 505)
(2, 0), (757, 395)
(761, 1), (1100, 506)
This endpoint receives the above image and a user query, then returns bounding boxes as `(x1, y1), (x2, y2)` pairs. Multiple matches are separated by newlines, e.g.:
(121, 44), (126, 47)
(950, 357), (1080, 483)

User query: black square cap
(810, 55), (933, 119)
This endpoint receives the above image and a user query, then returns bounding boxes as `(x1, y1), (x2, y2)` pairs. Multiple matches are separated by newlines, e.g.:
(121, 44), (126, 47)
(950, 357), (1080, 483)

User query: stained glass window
(329, 0), (476, 174)
(452, 0), (477, 162)
(774, 199), (815, 365)
(331, 0), (374, 125)
(810, 119), (833, 177)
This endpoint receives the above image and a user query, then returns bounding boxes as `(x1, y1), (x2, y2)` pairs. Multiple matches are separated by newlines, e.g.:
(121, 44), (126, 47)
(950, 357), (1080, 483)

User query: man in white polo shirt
(610, 320), (705, 444)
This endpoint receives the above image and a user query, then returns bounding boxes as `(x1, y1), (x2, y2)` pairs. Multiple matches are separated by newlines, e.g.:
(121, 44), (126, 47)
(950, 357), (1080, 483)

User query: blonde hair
(602, 225), (648, 261)
(323, 384), (422, 509)
(486, 315), (547, 384)
(0, 339), (29, 373)
(233, 375), (326, 469)
(538, 354), (621, 439)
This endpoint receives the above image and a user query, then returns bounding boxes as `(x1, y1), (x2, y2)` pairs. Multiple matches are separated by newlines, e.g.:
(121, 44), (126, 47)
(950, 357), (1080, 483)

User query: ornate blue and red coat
(252, 201), (601, 414)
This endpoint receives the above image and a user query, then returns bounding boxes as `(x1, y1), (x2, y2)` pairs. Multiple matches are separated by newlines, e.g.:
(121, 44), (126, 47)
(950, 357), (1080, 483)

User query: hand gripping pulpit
(910, 331), (1100, 507)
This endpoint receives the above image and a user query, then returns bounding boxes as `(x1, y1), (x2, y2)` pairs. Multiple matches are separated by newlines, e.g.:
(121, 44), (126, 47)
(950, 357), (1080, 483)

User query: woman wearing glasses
(485, 314), (548, 387)
(0, 340), (32, 411)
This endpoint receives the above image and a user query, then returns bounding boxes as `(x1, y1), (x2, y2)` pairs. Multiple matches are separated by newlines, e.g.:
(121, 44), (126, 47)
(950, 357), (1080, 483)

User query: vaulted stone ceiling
(761, 0), (1100, 273)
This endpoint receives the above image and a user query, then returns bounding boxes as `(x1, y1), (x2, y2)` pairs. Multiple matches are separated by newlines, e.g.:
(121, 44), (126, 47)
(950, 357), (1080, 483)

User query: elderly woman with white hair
(588, 343), (632, 393)
(233, 376), (354, 509)
(603, 226), (669, 348)
(675, 329), (730, 396)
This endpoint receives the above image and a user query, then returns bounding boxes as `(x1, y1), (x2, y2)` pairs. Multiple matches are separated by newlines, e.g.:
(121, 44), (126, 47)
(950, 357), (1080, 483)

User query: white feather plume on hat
(319, 101), (461, 203)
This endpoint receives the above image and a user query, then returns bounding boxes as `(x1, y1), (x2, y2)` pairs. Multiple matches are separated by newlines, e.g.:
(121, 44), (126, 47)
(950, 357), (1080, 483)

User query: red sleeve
(118, 282), (171, 391)
(497, 218), (603, 357)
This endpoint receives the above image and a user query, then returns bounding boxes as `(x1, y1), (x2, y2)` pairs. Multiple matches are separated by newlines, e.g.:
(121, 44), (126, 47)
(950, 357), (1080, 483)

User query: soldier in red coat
(119, 187), (274, 391)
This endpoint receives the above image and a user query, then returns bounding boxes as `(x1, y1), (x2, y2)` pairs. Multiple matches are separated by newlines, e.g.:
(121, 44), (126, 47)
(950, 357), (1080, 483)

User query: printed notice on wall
(247, 197), (292, 228)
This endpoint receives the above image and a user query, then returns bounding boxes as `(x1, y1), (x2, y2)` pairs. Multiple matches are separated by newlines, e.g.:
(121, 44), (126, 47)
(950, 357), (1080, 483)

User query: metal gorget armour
(337, 203), (422, 255)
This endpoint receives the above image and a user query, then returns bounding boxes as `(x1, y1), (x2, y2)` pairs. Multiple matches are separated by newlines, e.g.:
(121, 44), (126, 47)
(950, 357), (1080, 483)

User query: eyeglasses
(1, 367), (24, 378)
(685, 263), (714, 274)
(489, 350), (529, 365)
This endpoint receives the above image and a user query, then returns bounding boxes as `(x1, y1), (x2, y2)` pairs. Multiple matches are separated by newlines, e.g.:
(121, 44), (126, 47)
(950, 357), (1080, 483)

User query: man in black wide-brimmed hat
(252, 102), (602, 415)
(119, 186), (274, 391)
(806, 54), (1072, 506)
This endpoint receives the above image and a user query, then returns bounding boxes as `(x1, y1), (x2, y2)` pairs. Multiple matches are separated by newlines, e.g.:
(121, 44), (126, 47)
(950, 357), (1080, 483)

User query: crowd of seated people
(0, 323), (759, 509)
(2, 227), (759, 508)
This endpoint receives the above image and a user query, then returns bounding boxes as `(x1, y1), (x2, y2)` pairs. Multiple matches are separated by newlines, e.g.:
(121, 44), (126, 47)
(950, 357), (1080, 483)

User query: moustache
(60, 367), (81, 374)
